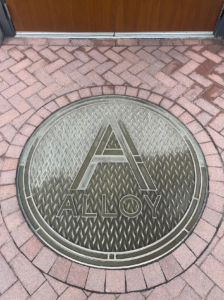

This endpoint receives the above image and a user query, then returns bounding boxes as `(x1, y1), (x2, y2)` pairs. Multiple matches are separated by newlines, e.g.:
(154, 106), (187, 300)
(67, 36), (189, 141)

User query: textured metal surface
(17, 96), (208, 268)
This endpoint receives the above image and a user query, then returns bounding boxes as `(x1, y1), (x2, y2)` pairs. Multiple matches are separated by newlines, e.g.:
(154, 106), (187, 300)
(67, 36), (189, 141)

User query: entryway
(4, 0), (224, 33)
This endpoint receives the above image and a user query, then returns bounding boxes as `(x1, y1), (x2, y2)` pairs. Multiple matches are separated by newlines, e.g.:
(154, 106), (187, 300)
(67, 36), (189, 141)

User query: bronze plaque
(17, 96), (208, 268)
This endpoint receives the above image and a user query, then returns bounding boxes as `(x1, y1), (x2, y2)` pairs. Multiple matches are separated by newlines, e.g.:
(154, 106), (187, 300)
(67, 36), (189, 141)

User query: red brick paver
(0, 37), (224, 299)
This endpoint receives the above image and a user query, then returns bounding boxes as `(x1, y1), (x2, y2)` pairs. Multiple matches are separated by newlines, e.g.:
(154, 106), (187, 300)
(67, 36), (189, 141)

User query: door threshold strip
(16, 31), (214, 39)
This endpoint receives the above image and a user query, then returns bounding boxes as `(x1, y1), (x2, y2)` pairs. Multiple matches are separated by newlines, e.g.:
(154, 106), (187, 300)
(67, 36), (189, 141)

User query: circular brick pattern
(1, 37), (224, 299)
(2, 86), (222, 293)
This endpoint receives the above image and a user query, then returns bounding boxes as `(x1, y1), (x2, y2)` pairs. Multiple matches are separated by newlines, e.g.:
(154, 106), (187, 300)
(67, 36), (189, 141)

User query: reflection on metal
(71, 118), (157, 191)
(17, 96), (208, 269)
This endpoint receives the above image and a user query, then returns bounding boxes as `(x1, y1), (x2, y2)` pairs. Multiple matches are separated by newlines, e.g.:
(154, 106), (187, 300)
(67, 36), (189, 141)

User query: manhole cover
(17, 96), (208, 268)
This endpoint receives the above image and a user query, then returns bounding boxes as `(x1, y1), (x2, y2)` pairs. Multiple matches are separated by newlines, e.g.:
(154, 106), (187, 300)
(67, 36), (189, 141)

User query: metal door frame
(0, 0), (15, 37)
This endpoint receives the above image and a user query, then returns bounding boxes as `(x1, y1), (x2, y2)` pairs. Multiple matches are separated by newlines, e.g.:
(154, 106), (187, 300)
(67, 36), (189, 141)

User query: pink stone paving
(0, 37), (224, 299)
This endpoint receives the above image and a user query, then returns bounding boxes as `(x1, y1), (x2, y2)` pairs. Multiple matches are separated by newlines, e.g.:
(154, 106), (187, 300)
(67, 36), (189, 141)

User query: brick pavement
(0, 37), (224, 299)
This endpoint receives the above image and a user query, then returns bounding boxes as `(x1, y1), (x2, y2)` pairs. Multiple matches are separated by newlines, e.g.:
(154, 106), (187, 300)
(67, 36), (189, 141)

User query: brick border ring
(2, 86), (223, 294)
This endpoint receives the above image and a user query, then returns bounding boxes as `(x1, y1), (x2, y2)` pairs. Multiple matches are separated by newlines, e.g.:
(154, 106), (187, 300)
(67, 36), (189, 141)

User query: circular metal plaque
(17, 96), (208, 269)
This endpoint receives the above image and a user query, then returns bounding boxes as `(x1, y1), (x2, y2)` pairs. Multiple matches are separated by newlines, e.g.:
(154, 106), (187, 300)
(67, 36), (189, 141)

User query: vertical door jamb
(0, 0), (15, 37)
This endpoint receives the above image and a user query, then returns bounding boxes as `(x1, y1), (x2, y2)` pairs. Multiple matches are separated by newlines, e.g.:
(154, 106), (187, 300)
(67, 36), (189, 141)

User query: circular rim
(17, 95), (208, 269)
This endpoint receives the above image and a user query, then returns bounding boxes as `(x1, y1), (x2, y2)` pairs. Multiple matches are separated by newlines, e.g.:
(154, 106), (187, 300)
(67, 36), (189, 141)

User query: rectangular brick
(144, 61), (165, 75)
(48, 38), (70, 46)
(185, 50), (206, 63)
(40, 48), (59, 62)
(44, 59), (66, 74)
(201, 84), (223, 102)
(26, 38), (47, 45)
(1, 196), (19, 218)
(33, 247), (57, 273)
(201, 255), (224, 290)
(56, 48), (74, 62)
(30, 281), (57, 300)
(120, 70), (142, 87)
(0, 124), (16, 143)
(78, 60), (99, 75)
(202, 50), (222, 63)
(88, 49), (107, 63)
(86, 71), (105, 85)
(49, 257), (71, 282)
(165, 84), (187, 100)
(19, 82), (44, 99)
(38, 82), (61, 99)
(20, 235), (43, 261)
(196, 59), (217, 75)
(173, 243), (196, 269)
(34, 69), (54, 86)
(159, 254), (183, 280)
(104, 49), (123, 63)
(128, 60), (149, 75)
(182, 264), (214, 298)
(8, 48), (25, 61)
(10, 253), (45, 294)
(0, 224), (10, 247)
(184, 84), (203, 101)
(0, 109), (20, 128)
(179, 60), (199, 75)
(55, 83), (80, 97)
(70, 70), (92, 87)
(71, 39), (93, 46)
(117, 38), (138, 46)
(2, 158), (18, 171)
(73, 50), (90, 63)
(12, 109), (35, 129)
(0, 70), (19, 86)
(0, 80), (9, 93)
(8, 94), (31, 113)
(55, 96), (70, 107)
(16, 69), (37, 86)
(52, 70), (72, 86)
(0, 58), (16, 72)
(168, 49), (190, 63)
(172, 71), (194, 87)
(2, 82), (27, 100)
(94, 61), (115, 75)
(177, 97), (201, 115)
(27, 59), (49, 73)
(24, 48), (41, 62)
(152, 49), (173, 63)
(155, 71), (177, 87)
(85, 268), (105, 292)
(0, 48), (9, 62)
(138, 71), (159, 87)
(120, 49), (139, 63)
(103, 71), (124, 85)
(0, 185), (16, 201)
(208, 73), (224, 86)
(9, 58), (32, 74)
(190, 72), (212, 87)
(142, 263), (165, 289)
(194, 218), (216, 243)
(0, 96), (12, 114)
(11, 222), (33, 247)
(136, 49), (156, 64)
(66, 262), (89, 289)
(139, 39), (160, 46)
(0, 254), (17, 294)
(195, 98), (220, 116)
(209, 113), (224, 131)
(60, 60), (83, 74)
